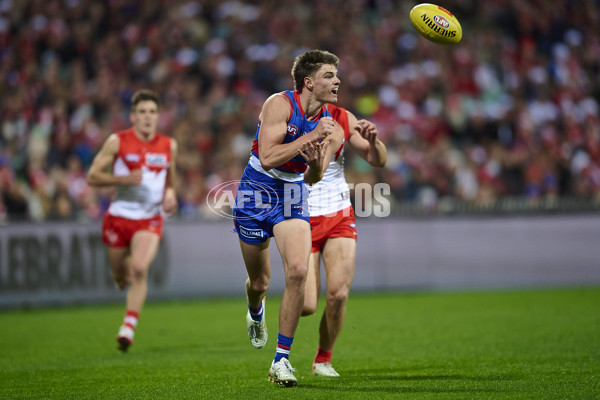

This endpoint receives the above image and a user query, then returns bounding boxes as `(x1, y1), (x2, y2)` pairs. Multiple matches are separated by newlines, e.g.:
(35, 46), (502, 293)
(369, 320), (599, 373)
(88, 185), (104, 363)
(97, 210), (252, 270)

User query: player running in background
(87, 89), (178, 352)
(233, 49), (343, 386)
(302, 105), (387, 376)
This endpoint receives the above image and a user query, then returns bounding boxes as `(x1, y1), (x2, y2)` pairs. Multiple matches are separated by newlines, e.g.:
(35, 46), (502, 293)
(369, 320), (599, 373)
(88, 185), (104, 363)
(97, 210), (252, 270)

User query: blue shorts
(233, 165), (309, 244)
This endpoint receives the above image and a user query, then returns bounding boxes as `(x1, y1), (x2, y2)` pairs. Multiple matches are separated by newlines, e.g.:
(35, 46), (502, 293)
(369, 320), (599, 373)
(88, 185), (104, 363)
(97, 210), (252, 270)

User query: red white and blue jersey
(248, 90), (332, 183)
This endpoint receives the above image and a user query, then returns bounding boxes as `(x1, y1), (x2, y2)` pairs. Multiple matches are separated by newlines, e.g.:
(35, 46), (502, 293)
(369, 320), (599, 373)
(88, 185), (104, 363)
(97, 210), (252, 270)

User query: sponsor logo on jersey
(125, 154), (140, 162)
(145, 153), (168, 167)
(287, 124), (299, 135)
(238, 226), (264, 239)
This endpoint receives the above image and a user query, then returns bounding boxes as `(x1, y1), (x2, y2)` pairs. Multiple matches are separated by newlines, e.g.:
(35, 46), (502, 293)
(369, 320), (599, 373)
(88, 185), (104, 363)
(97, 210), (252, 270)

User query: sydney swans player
(303, 104), (387, 377)
(87, 89), (178, 352)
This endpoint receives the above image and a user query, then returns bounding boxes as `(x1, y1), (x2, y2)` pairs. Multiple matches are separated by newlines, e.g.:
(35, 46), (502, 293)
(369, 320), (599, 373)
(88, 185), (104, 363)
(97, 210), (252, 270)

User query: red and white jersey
(307, 105), (352, 216)
(108, 128), (172, 220)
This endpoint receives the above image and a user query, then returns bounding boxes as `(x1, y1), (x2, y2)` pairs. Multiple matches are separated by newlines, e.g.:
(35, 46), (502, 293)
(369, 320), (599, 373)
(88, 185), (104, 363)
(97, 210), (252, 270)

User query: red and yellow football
(409, 3), (463, 45)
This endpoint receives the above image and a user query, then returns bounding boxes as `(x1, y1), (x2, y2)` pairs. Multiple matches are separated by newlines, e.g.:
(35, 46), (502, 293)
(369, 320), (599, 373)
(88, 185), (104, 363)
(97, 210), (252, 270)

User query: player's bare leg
(126, 231), (160, 312)
(313, 237), (356, 376)
(240, 239), (271, 311)
(273, 219), (311, 339)
(240, 239), (271, 349)
(301, 251), (322, 316)
(266, 219), (311, 387)
(108, 247), (129, 290)
(108, 246), (134, 351)
(115, 231), (160, 352)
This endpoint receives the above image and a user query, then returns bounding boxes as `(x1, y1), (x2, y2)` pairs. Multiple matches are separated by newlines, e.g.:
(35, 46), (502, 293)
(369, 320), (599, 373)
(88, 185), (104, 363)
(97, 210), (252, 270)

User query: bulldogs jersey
(307, 104), (353, 216)
(247, 90), (332, 183)
(108, 128), (172, 220)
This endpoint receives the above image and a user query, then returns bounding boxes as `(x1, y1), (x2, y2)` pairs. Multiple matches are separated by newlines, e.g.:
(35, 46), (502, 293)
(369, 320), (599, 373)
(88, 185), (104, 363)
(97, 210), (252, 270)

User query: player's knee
(249, 278), (269, 294)
(285, 264), (308, 287)
(129, 262), (149, 282)
(327, 286), (350, 307)
(131, 269), (147, 283)
(111, 267), (128, 290)
(113, 276), (128, 290)
(302, 301), (318, 316)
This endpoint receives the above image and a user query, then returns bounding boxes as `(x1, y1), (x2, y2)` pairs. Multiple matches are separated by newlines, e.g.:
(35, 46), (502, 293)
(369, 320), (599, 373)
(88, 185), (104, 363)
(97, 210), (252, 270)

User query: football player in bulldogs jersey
(233, 49), (343, 386)
(87, 89), (178, 352)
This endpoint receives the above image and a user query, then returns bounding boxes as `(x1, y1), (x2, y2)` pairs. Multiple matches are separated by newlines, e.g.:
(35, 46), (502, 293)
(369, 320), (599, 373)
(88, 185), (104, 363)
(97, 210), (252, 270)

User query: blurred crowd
(1, 0), (599, 222)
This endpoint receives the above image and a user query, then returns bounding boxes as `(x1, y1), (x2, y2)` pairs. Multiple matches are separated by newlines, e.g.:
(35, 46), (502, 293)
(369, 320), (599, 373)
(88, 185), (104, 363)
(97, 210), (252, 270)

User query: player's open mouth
(332, 88), (339, 95)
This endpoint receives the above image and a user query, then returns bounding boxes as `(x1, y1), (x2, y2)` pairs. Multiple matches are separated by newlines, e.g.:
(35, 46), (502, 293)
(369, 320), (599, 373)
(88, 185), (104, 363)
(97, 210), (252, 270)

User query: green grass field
(1, 287), (599, 399)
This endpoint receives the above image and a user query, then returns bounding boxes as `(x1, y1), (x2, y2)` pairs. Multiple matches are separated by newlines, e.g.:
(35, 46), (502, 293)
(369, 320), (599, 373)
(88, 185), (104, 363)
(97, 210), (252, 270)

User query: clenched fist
(311, 116), (335, 142)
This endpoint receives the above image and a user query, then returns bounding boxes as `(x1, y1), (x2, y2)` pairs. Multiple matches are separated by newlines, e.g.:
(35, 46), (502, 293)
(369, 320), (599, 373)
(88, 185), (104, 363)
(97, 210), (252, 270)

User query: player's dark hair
(291, 49), (339, 92)
(131, 89), (160, 111)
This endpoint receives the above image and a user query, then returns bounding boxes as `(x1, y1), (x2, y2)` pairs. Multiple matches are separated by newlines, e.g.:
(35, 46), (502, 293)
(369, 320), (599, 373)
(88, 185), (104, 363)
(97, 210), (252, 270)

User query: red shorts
(102, 213), (163, 247)
(310, 205), (357, 253)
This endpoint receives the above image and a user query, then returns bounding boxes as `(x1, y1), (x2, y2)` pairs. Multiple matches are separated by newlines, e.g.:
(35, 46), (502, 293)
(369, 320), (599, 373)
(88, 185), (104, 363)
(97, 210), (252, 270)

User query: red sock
(314, 347), (333, 364)
(123, 310), (139, 330)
